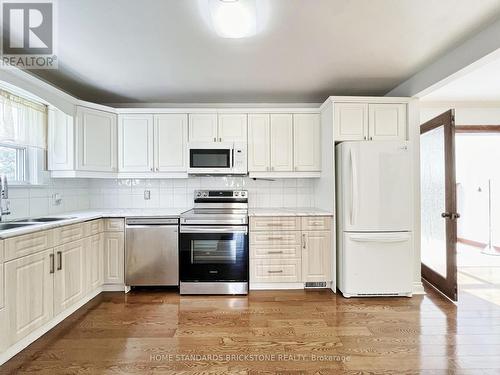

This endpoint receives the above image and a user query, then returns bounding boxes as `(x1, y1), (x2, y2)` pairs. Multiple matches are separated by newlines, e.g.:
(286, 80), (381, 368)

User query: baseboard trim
(102, 284), (125, 292)
(0, 288), (102, 366)
(412, 281), (426, 295)
(250, 282), (305, 290)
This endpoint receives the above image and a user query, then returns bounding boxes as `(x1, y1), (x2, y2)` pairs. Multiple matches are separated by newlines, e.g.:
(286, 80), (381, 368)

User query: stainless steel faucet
(0, 175), (11, 221)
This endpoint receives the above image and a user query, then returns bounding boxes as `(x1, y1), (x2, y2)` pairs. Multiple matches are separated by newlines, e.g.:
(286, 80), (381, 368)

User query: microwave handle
(231, 148), (234, 168)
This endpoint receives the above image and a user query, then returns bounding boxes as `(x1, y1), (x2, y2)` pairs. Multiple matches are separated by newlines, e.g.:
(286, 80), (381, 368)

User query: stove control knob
(234, 191), (240, 197)
(202, 192), (208, 197)
(241, 191), (247, 197)
(196, 192), (202, 197)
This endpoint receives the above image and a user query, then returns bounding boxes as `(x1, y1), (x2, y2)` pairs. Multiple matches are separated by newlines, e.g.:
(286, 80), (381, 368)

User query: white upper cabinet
(48, 108), (74, 171)
(118, 114), (154, 172)
(293, 114), (321, 172)
(188, 114), (218, 142)
(368, 103), (407, 141)
(334, 102), (407, 142)
(218, 114), (247, 143)
(154, 114), (188, 172)
(76, 106), (117, 172)
(270, 114), (293, 172)
(248, 114), (270, 172)
(334, 103), (368, 141)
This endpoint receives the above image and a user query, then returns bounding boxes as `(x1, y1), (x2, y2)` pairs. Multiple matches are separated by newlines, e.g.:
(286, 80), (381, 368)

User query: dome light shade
(202, 0), (259, 38)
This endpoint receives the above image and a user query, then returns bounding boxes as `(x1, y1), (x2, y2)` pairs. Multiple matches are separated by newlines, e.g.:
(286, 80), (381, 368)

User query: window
(0, 88), (47, 184)
(0, 144), (25, 182)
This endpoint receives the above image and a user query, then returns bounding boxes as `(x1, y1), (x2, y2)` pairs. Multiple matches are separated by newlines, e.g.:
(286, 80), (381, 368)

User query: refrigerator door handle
(349, 147), (358, 226)
(348, 234), (411, 243)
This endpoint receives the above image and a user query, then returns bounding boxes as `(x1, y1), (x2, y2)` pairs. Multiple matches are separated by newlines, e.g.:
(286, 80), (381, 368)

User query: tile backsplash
(7, 179), (91, 220)
(88, 177), (316, 209)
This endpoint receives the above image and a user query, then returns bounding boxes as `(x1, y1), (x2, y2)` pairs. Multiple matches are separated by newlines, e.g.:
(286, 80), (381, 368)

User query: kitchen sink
(24, 217), (77, 222)
(0, 222), (37, 230)
(15, 216), (77, 223)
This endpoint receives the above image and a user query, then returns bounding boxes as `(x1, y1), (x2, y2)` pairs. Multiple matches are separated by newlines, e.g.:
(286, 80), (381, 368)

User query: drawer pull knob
(268, 270), (283, 274)
(267, 251), (283, 254)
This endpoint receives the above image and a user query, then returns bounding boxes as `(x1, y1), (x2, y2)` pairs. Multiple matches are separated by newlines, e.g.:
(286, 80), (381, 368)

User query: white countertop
(0, 207), (333, 239)
(248, 208), (334, 217)
(0, 208), (190, 239)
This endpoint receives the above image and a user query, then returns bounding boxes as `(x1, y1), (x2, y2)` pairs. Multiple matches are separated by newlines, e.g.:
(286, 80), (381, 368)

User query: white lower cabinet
(86, 234), (104, 293)
(54, 239), (86, 315)
(250, 216), (332, 286)
(302, 231), (331, 282)
(1, 219), (123, 361)
(103, 232), (124, 285)
(4, 249), (54, 346)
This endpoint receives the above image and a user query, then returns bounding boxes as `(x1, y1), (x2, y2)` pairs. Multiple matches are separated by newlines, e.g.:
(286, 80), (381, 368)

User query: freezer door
(341, 141), (411, 232)
(341, 232), (413, 296)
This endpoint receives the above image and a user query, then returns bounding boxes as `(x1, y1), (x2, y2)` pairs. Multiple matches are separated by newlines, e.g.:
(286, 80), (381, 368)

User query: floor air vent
(304, 282), (327, 288)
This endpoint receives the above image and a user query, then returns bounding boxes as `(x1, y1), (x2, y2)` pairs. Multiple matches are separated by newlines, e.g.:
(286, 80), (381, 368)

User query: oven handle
(180, 225), (248, 234)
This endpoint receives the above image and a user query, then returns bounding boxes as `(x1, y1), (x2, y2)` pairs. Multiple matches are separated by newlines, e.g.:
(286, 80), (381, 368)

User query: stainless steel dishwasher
(125, 217), (179, 286)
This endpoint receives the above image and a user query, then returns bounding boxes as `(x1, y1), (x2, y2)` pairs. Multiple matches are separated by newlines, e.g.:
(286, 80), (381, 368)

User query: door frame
(420, 109), (458, 301)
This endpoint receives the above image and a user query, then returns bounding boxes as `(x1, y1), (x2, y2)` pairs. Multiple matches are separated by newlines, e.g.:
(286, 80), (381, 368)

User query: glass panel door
(420, 110), (458, 301)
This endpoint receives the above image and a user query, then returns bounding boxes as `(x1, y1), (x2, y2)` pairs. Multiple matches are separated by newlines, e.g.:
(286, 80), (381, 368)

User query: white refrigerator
(336, 141), (413, 297)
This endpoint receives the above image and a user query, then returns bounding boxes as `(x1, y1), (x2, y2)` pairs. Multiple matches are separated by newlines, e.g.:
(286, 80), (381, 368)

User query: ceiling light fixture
(199, 0), (264, 39)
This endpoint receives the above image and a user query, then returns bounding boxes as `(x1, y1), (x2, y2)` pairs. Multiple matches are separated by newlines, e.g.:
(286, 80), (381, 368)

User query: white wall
(420, 103), (500, 124)
(88, 177), (316, 210)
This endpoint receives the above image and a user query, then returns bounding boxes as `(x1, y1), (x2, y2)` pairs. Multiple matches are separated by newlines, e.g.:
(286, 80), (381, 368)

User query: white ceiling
(421, 55), (500, 102)
(30, 0), (500, 104)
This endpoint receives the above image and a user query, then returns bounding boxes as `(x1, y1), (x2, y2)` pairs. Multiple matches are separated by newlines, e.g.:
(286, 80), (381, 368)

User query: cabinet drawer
(103, 218), (125, 232)
(250, 217), (300, 231)
(83, 219), (103, 237)
(250, 231), (301, 259)
(53, 223), (84, 246)
(251, 259), (301, 282)
(301, 217), (332, 231)
(4, 230), (54, 261)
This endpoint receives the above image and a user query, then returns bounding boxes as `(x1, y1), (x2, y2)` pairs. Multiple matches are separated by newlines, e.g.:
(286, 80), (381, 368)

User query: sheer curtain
(0, 89), (47, 149)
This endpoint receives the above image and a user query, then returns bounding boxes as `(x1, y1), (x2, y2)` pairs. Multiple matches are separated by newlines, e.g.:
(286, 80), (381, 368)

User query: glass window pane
(0, 145), (18, 181)
(421, 126), (447, 277)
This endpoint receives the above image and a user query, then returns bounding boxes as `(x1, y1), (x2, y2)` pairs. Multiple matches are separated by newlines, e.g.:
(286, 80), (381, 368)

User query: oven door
(180, 226), (248, 282)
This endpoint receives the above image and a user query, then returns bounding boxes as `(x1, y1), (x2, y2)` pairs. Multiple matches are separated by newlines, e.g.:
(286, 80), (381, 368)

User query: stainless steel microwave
(187, 142), (247, 175)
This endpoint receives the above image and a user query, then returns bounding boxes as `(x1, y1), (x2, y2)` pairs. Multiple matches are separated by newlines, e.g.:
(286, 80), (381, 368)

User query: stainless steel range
(179, 190), (248, 295)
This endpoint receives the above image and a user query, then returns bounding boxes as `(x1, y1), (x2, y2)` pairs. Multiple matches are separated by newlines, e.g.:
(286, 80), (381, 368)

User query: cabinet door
(118, 114), (154, 172)
(54, 239), (86, 315)
(103, 232), (124, 285)
(4, 249), (54, 345)
(218, 114), (247, 142)
(293, 114), (321, 171)
(334, 103), (368, 141)
(270, 114), (293, 171)
(188, 114), (218, 142)
(248, 114), (270, 172)
(76, 106), (117, 172)
(302, 231), (331, 282)
(155, 114), (188, 172)
(48, 108), (74, 171)
(368, 103), (407, 141)
(86, 234), (104, 293)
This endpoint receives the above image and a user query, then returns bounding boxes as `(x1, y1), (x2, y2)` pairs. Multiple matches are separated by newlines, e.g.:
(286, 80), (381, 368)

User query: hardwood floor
(2, 285), (500, 374)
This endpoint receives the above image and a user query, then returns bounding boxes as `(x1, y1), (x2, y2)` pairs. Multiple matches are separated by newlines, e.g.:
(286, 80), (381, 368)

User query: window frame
(0, 142), (27, 184)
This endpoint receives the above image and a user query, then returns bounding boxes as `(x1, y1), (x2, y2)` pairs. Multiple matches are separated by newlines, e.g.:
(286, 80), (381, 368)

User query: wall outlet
(144, 190), (151, 200)
(52, 193), (62, 206)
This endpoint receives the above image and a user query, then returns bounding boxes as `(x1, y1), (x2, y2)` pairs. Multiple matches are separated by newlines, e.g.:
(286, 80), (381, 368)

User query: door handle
(49, 253), (54, 274)
(57, 251), (62, 270)
(441, 212), (460, 220)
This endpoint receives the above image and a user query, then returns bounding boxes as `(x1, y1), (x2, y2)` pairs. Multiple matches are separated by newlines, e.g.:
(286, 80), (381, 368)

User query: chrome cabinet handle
(266, 237), (284, 240)
(268, 270), (283, 274)
(267, 223), (283, 226)
(364, 136), (367, 140)
(267, 251), (284, 254)
(49, 253), (54, 274)
(213, 137), (217, 142)
(302, 234), (307, 249)
(57, 251), (62, 270)
(219, 137), (222, 142)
